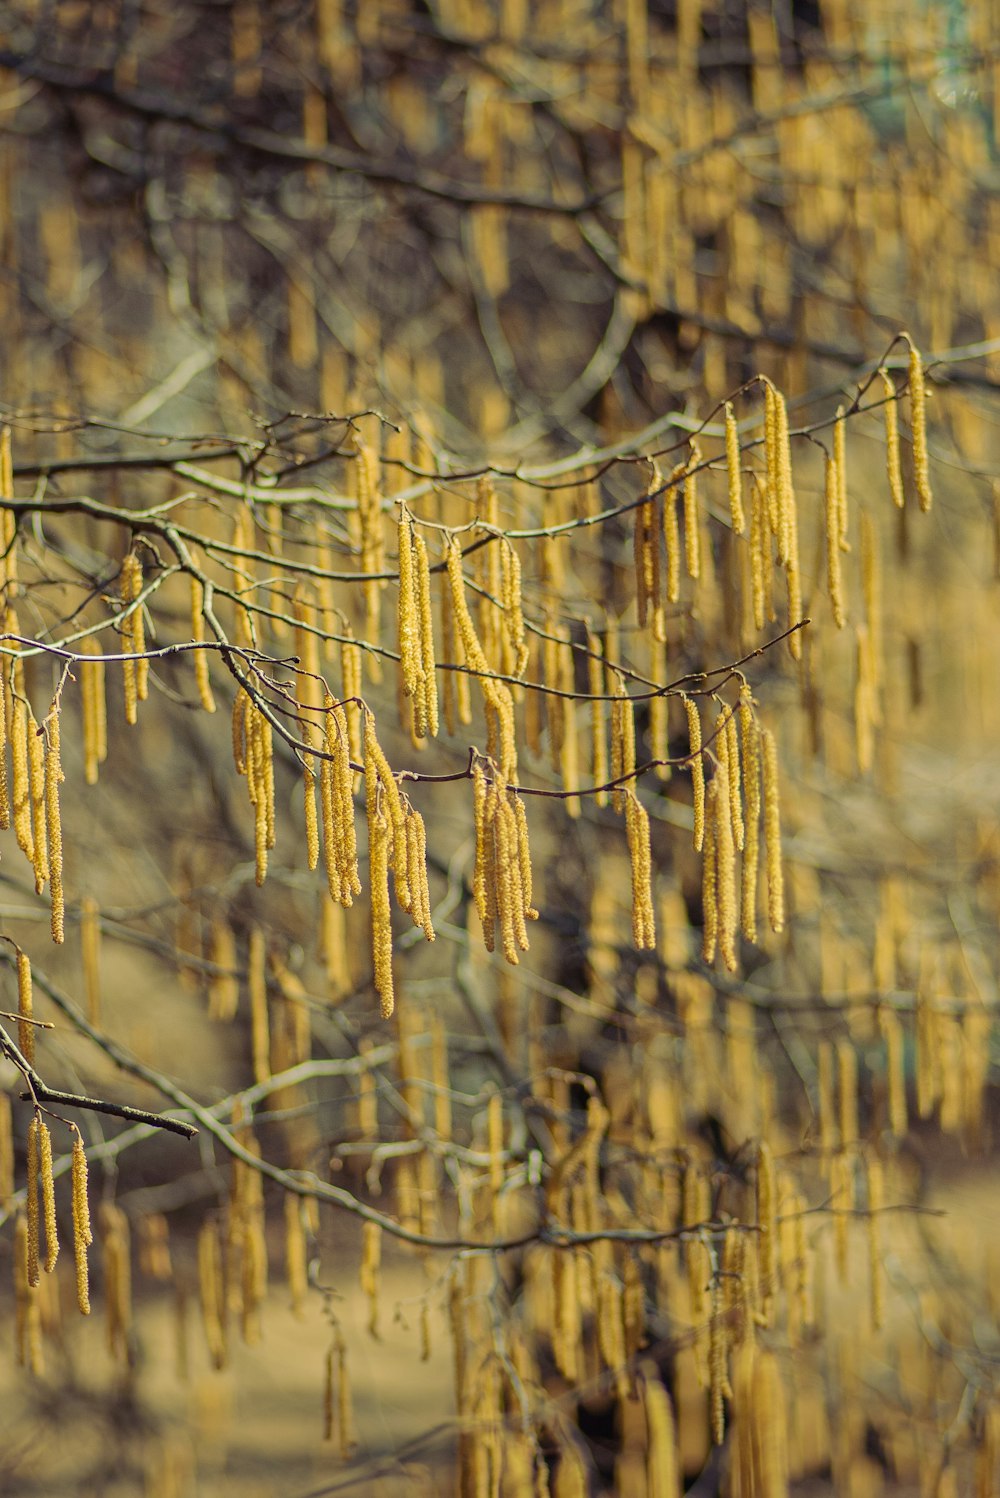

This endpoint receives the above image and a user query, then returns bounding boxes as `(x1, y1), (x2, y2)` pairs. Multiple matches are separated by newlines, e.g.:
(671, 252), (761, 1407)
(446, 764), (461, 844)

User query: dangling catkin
(369, 804), (394, 1018)
(189, 576), (217, 712)
(761, 728), (784, 933)
(685, 697), (705, 852)
(38, 1119), (58, 1274)
(302, 723), (320, 873)
(17, 948), (33, 1064)
(701, 783), (718, 964)
(879, 369), (905, 508)
(26, 1114), (40, 1287)
(725, 707), (744, 852)
(587, 633), (609, 807)
(27, 713), (48, 894)
(45, 711), (65, 943)
(906, 337), (933, 511)
(396, 506), (421, 703)
(625, 790), (656, 950)
(610, 679), (635, 814)
(725, 401), (746, 535)
(714, 763), (738, 972)
(120, 551), (147, 720)
(364, 709), (409, 911)
(763, 381), (779, 535)
(833, 405), (849, 552)
(12, 695), (33, 864)
(825, 453), (846, 628)
(663, 461), (685, 603)
(248, 926), (270, 1084)
(413, 530), (439, 736)
(683, 443), (702, 580)
(774, 390), (794, 565)
(500, 539), (528, 677)
(72, 1137), (92, 1315)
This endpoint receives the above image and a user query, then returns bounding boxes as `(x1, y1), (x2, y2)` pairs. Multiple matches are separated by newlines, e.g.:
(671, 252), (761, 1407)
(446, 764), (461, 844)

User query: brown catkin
(190, 575), (217, 712)
(45, 712), (65, 943)
(26, 1114), (40, 1287)
(879, 369), (905, 508)
(39, 1120), (58, 1274)
(907, 338), (933, 511)
(825, 453), (846, 628)
(761, 728), (784, 934)
(72, 1138), (92, 1314)
(17, 948), (33, 1064)
(685, 697), (705, 851)
(725, 401), (746, 534)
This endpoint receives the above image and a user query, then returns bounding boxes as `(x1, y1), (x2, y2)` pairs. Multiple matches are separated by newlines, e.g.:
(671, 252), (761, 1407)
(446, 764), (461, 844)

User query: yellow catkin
(879, 369), (905, 508)
(198, 1219), (226, 1370)
(880, 1008), (908, 1138)
(369, 805), (394, 1018)
(500, 539), (528, 677)
(15, 1214), (42, 1375)
(726, 707), (744, 852)
(71, 1137), (92, 1315)
(867, 1155), (884, 1332)
(683, 443), (702, 580)
(413, 530), (439, 736)
(625, 791), (656, 950)
(825, 453), (846, 628)
(725, 401), (746, 535)
(12, 695), (33, 863)
(685, 697), (705, 852)
(761, 728), (784, 934)
(396, 507), (421, 703)
(701, 785), (718, 964)
(190, 576), (217, 712)
(763, 381), (779, 535)
(907, 337), (933, 511)
(0, 658), (8, 828)
(833, 404), (849, 552)
(0, 1097), (12, 1207)
(248, 926), (270, 1083)
(445, 538), (516, 777)
(740, 696), (761, 943)
(120, 551), (147, 720)
(610, 680), (635, 814)
(663, 461), (685, 603)
(28, 712), (48, 893)
(38, 1119), (58, 1274)
(714, 763), (738, 972)
(587, 633), (609, 808)
(360, 1220), (382, 1337)
(285, 1195), (308, 1318)
(26, 1114), (40, 1288)
(774, 390), (794, 565)
(302, 723), (320, 873)
(17, 948), (33, 1065)
(45, 712), (65, 943)
(748, 472), (767, 631)
(757, 1140), (777, 1312)
(709, 1278), (727, 1445)
(642, 1364), (681, 1498)
(837, 1039), (859, 1147)
(634, 473), (662, 638)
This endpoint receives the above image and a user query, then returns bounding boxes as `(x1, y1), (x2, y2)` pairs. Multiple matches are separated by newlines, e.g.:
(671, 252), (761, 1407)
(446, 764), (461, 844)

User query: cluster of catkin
(471, 761), (538, 965)
(18, 1117), (92, 1370)
(692, 689), (784, 968)
(0, 636), (66, 943)
(396, 507), (439, 738)
(365, 710), (434, 1018)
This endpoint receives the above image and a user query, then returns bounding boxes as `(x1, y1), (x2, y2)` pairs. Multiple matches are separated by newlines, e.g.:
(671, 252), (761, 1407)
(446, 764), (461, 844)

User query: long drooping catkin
(500, 539), (528, 678)
(120, 551), (146, 722)
(833, 405), (849, 552)
(248, 926), (270, 1084)
(825, 453), (846, 627)
(713, 763), (738, 972)
(38, 1119), (58, 1274)
(413, 530), (439, 736)
(763, 381), (779, 535)
(26, 1114), (40, 1287)
(634, 469), (663, 639)
(12, 696), (33, 864)
(625, 790), (656, 949)
(749, 473), (767, 630)
(701, 783), (718, 964)
(364, 709), (409, 911)
(610, 679), (635, 813)
(685, 697), (705, 851)
(72, 1137), (92, 1314)
(587, 632), (609, 807)
(725, 707), (744, 852)
(663, 462), (684, 603)
(761, 728), (784, 934)
(190, 576), (217, 712)
(725, 401), (746, 534)
(907, 337), (933, 511)
(28, 712), (48, 894)
(17, 948), (33, 1064)
(369, 804), (394, 1018)
(683, 443), (702, 580)
(81, 638), (107, 785)
(45, 711), (65, 943)
(774, 389), (795, 566)
(396, 507), (421, 703)
(879, 369), (905, 509)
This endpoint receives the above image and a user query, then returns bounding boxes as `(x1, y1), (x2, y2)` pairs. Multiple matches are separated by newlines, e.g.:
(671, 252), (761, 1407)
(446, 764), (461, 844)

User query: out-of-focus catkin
(190, 576), (217, 712)
(907, 337), (933, 512)
(761, 728), (784, 934)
